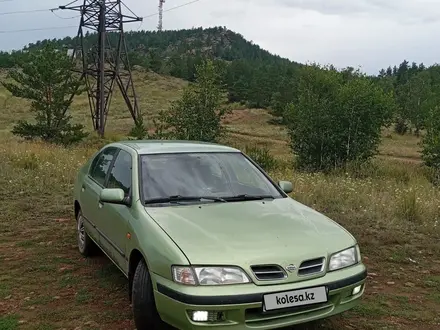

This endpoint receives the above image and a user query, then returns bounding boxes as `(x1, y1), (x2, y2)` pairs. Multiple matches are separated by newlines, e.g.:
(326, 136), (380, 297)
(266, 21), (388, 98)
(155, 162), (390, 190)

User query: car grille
(298, 257), (325, 276)
(250, 265), (286, 281)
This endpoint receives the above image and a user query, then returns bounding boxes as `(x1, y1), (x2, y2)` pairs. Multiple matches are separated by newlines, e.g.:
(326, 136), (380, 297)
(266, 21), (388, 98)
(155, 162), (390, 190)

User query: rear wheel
(132, 259), (168, 330)
(76, 210), (95, 257)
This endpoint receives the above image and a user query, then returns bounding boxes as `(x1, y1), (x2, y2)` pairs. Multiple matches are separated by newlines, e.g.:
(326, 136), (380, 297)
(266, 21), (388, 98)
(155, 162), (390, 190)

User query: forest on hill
(0, 27), (301, 111)
(375, 60), (440, 135)
(1, 26), (440, 136)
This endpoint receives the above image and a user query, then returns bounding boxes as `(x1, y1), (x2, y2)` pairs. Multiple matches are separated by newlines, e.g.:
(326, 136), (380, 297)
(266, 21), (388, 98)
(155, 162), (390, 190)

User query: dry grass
(378, 126), (423, 161)
(1, 71), (440, 329)
(0, 70), (187, 134)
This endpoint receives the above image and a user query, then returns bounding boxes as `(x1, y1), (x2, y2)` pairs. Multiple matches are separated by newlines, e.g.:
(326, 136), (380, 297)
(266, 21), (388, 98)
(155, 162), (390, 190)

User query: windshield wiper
(222, 194), (275, 201)
(145, 195), (226, 204)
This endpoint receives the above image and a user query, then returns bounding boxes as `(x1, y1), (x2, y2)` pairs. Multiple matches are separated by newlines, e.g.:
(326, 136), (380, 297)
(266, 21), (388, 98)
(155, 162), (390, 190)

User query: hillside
(0, 68), (421, 163)
(2, 26), (440, 125)
(23, 27), (299, 67)
(0, 70), (188, 136)
(0, 27), (301, 110)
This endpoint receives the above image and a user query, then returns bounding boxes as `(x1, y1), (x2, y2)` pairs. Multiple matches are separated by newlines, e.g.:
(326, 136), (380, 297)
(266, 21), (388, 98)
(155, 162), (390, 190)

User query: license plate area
(263, 286), (328, 312)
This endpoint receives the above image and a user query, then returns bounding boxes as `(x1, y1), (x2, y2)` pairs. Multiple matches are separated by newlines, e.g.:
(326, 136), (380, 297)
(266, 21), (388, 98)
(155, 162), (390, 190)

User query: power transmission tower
(59, 0), (143, 137)
(158, 0), (165, 31)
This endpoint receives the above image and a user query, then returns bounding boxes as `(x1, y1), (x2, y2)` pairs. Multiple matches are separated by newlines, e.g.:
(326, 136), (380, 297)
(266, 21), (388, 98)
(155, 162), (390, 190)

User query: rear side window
(107, 150), (132, 196)
(89, 147), (118, 186)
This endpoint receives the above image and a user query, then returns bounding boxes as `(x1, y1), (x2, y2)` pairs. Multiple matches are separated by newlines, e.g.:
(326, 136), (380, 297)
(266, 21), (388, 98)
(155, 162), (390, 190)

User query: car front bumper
(152, 264), (367, 330)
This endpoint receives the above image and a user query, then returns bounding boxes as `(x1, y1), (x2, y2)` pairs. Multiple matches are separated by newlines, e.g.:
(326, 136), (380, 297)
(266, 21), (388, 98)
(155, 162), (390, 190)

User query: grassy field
(0, 71), (440, 330)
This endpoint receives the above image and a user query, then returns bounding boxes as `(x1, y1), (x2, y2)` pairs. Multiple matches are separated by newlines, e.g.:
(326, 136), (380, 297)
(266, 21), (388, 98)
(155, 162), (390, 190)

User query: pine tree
(1, 43), (87, 145)
(152, 59), (230, 142)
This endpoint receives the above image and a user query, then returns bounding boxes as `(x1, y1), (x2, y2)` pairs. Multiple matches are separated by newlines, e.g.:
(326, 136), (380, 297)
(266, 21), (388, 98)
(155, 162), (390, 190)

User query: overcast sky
(1, 0), (439, 74)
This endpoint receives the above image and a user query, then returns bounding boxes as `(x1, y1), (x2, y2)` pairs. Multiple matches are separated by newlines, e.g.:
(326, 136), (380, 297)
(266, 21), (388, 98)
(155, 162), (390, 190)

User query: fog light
(190, 310), (226, 322)
(192, 311), (208, 322)
(352, 285), (362, 295)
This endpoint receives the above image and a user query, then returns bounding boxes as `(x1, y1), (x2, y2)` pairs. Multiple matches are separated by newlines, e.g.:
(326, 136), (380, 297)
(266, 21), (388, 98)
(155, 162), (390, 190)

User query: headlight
(328, 246), (359, 271)
(172, 266), (250, 285)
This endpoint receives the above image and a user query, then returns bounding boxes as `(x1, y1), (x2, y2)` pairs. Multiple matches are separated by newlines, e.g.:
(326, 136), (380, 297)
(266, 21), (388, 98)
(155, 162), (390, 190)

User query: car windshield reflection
(140, 152), (283, 205)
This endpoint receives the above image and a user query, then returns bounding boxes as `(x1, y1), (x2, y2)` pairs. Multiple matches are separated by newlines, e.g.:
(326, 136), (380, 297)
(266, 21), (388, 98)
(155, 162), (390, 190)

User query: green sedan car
(73, 140), (367, 330)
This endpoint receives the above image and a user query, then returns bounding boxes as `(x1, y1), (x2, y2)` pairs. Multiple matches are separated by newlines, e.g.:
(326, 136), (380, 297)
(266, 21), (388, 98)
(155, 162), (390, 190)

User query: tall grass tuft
(396, 189), (420, 223)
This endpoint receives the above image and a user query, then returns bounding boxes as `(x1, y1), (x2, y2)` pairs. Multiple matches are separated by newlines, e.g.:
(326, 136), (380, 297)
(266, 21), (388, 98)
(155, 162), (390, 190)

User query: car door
(98, 148), (134, 271)
(79, 147), (119, 245)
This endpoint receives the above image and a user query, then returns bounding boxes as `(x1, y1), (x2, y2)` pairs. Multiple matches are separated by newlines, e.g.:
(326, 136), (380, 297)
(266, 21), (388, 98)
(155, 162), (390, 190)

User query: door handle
(81, 184), (86, 192)
(98, 202), (103, 209)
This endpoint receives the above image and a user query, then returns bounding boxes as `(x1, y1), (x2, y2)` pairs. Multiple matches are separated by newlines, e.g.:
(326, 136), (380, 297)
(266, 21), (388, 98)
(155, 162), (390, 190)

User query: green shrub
(394, 117), (409, 135)
(12, 120), (87, 146)
(285, 64), (395, 172)
(244, 145), (278, 172)
(421, 106), (440, 173)
(128, 116), (148, 140)
(424, 167), (440, 186)
(1, 43), (87, 146)
(151, 59), (230, 142)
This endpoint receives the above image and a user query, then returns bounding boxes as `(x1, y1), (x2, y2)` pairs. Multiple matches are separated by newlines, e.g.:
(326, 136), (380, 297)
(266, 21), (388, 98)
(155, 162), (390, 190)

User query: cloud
(278, 0), (376, 15)
(275, 0), (440, 25)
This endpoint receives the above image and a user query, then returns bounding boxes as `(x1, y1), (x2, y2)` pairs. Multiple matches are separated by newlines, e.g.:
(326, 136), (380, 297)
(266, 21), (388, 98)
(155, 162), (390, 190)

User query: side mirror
(278, 181), (293, 194)
(100, 188), (127, 205)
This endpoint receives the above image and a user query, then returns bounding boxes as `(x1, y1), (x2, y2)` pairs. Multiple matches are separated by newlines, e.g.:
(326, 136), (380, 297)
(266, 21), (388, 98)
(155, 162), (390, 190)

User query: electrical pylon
(59, 0), (143, 137)
(158, 0), (165, 31)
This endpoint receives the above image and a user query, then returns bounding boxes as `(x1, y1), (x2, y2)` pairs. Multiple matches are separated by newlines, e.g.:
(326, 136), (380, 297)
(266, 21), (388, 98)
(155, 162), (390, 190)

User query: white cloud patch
(276, 0), (440, 24)
(278, 0), (379, 15)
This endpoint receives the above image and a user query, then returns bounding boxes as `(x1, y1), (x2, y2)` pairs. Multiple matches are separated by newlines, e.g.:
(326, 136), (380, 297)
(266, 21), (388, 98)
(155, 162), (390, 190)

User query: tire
(76, 210), (96, 257)
(132, 259), (168, 330)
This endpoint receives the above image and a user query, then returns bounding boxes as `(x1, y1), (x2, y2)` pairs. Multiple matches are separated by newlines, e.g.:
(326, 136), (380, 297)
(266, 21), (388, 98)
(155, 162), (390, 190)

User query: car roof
(112, 140), (241, 155)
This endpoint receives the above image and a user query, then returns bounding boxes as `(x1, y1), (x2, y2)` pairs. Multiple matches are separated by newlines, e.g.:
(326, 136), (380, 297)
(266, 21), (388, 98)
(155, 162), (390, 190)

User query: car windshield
(140, 152), (283, 204)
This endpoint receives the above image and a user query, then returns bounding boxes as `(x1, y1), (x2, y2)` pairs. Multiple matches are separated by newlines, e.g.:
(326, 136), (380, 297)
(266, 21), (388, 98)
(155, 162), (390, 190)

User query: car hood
(145, 198), (356, 283)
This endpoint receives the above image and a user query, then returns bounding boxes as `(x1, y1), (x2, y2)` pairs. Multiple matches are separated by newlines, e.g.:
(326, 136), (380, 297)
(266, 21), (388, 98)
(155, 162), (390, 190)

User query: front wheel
(132, 259), (169, 330)
(76, 210), (96, 257)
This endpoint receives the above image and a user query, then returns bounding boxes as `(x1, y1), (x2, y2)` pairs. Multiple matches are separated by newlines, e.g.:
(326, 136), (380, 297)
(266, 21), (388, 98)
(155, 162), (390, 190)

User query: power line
(0, 8), (59, 16)
(0, 0), (202, 18)
(0, 25), (76, 34)
(0, 0), (203, 34)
